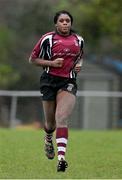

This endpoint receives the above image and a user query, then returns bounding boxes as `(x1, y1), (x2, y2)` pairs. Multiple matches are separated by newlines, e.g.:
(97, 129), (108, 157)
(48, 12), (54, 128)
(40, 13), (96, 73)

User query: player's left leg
(55, 90), (76, 171)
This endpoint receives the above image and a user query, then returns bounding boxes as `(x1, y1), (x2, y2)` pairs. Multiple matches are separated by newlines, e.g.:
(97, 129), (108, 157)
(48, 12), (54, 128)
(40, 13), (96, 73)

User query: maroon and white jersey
(30, 31), (84, 78)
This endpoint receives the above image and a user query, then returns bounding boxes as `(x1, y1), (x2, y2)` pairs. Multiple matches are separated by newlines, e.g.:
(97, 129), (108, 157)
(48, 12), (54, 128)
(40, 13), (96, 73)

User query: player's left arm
(74, 35), (84, 73)
(74, 49), (84, 73)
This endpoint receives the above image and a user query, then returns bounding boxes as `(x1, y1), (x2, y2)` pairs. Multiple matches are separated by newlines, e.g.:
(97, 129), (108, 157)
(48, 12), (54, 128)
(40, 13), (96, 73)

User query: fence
(0, 90), (122, 129)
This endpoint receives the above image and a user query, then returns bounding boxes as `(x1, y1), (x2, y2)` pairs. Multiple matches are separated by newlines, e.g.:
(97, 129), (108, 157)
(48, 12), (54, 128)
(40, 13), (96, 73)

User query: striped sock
(45, 133), (53, 142)
(44, 126), (55, 142)
(56, 127), (68, 161)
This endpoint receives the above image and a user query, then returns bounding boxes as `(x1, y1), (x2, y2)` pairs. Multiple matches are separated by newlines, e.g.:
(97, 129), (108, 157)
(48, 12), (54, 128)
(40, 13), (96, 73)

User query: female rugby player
(29, 10), (84, 172)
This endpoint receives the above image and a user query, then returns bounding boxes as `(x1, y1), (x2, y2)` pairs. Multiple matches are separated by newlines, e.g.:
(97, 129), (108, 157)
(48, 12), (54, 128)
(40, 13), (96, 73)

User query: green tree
(0, 0), (121, 90)
(0, 26), (20, 89)
(0, 0), (54, 90)
(54, 0), (122, 59)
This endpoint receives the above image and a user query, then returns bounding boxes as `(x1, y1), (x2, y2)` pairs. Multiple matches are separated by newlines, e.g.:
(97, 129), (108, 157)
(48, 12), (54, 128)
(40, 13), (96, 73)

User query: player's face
(55, 14), (72, 36)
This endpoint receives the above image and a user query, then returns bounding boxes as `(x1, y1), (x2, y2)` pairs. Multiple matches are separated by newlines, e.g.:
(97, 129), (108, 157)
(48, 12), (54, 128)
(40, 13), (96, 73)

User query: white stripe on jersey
(40, 34), (53, 46)
(76, 34), (84, 46)
(70, 70), (76, 78)
(70, 70), (73, 78)
(46, 67), (49, 73)
(40, 34), (53, 73)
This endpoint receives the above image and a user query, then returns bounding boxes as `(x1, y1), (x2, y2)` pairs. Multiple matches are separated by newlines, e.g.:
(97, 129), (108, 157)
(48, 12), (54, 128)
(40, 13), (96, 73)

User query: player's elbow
(29, 56), (33, 64)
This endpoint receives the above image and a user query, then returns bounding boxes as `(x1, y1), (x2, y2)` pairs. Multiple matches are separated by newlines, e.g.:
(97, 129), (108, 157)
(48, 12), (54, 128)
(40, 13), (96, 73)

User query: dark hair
(54, 10), (73, 25)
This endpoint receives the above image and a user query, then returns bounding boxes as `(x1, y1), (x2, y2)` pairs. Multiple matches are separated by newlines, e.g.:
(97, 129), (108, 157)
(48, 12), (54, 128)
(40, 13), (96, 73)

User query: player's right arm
(29, 37), (63, 68)
(29, 56), (63, 68)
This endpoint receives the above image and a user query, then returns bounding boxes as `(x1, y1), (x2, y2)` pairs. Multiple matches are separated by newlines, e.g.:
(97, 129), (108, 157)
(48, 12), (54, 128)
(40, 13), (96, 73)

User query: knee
(45, 118), (56, 130)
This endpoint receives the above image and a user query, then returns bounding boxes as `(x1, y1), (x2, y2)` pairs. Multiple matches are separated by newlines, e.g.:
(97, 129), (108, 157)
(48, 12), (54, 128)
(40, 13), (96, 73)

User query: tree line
(0, 0), (121, 90)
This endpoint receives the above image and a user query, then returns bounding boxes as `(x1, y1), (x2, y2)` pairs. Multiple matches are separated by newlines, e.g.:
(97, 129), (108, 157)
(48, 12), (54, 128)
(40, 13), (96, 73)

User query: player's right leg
(40, 72), (57, 159)
(42, 100), (56, 159)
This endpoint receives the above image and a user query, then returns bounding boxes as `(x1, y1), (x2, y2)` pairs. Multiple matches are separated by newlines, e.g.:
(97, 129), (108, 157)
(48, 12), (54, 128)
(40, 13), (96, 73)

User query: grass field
(0, 128), (122, 179)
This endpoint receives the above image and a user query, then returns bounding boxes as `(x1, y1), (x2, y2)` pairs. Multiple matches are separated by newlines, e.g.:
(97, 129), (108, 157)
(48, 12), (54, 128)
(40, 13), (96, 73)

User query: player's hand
(51, 58), (64, 67)
(74, 64), (82, 73)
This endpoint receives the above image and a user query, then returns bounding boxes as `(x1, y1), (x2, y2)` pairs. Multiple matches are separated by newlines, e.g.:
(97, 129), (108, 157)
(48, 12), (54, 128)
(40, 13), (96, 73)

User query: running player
(29, 10), (84, 172)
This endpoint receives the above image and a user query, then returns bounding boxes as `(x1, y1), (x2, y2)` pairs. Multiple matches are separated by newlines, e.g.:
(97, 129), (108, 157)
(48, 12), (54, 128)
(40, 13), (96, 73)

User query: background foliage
(0, 0), (121, 90)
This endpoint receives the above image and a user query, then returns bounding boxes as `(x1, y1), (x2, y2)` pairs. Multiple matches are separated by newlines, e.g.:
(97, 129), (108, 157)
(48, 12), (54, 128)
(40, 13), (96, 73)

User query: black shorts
(40, 72), (77, 100)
